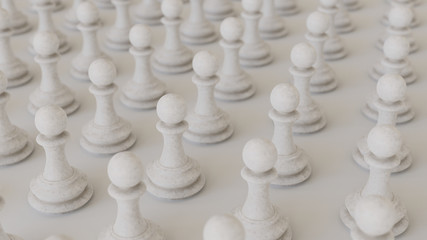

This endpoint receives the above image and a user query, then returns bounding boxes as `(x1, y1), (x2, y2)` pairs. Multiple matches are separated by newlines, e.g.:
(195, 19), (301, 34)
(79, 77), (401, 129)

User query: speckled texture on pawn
(146, 94), (205, 199)
(28, 105), (93, 214)
(203, 0), (234, 21)
(234, 138), (292, 240)
(81, 59), (136, 155)
(275, 0), (299, 16)
(64, 0), (86, 31)
(98, 152), (166, 240)
(184, 51), (233, 144)
(334, 1), (355, 34)
(215, 17), (255, 101)
(28, 31), (79, 116)
(259, 0), (287, 39)
(180, 0), (217, 45)
(152, 0), (193, 74)
(1, 0), (32, 35)
(203, 214), (245, 240)
(381, 0), (419, 28)
(0, 72), (33, 166)
(105, 0), (132, 51)
(0, 196), (24, 239)
(132, 0), (163, 26)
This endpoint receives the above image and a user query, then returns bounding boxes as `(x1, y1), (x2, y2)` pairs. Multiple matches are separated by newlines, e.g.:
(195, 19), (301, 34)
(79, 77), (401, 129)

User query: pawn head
(377, 74), (406, 103)
(270, 83), (299, 113)
(389, 5), (413, 28)
(0, 8), (10, 31)
(383, 36), (409, 61)
(319, 0), (338, 8)
(0, 71), (7, 94)
(203, 214), (245, 240)
(220, 17), (244, 42)
(161, 0), (183, 19)
(35, 105), (67, 137)
(108, 151), (144, 189)
(88, 58), (116, 87)
(367, 125), (402, 159)
(77, 1), (100, 25)
(242, 138), (277, 173)
(129, 24), (152, 49)
(33, 31), (59, 56)
(157, 93), (187, 125)
(291, 42), (316, 69)
(193, 51), (218, 78)
(242, 0), (262, 14)
(306, 11), (330, 35)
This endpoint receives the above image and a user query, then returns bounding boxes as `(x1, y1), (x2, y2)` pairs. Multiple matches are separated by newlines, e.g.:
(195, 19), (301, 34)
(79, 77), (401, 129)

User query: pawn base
(272, 149), (312, 186)
(119, 83), (166, 110)
(343, 1), (361, 11)
(260, 27), (288, 40)
(98, 221), (165, 240)
(239, 43), (273, 68)
(361, 102), (415, 124)
(184, 124), (233, 144)
(152, 51), (193, 75)
(4, 69), (32, 89)
(277, 7), (299, 16)
(94, 0), (115, 9)
(0, 140), (33, 166)
(204, 9), (235, 22)
(146, 174), (205, 200)
(215, 72), (255, 101)
(28, 94), (79, 116)
(310, 66), (337, 93)
(11, 22), (32, 36)
(323, 37), (347, 61)
(334, 21), (355, 34)
(293, 112), (326, 134)
(63, 19), (78, 32)
(215, 84), (255, 101)
(105, 37), (130, 52)
(70, 65), (90, 82)
(133, 15), (162, 26)
(81, 132), (136, 155)
(180, 30), (218, 46)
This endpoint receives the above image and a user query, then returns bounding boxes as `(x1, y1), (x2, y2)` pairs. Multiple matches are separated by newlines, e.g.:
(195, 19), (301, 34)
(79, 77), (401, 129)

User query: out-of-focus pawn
(239, 0), (272, 67)
(28, 105), (93, 214)
(334, 1), (355, 34)
(203, 0), (234, 21)
(343, 0), (361, 11)
(98, 152), (166, 240)
(184, 51), (233, 144)
(0, 8), (32, 88)
(234, 138), (292, 240)
(71, 1), (110, 81)
(318, 0), (347, 61)
(1, 0), (32, 35)
(120, 24), (166, 110)
(377, 5), (418, 54)
(51, 0), (65, 11)
(0, 73), (33, 166)
(290, 43), (327, 134)
(203, 214), (245, 240)
(64, 0), (85, 31)
(275, 0), (299, 16)
(152, 0), (193, 74)
(259, 0), (287, 40)
(216, 17), (255, 101)
(94, 0), (114, 9)
(382, 0), (419, 28)
(133, 0), (162, 26)
(305, 11), (337, 93)
(0, 197), (23, 239)
(370, 36), (416, 85)
(28, 32), (79, 115)
(106, 0), (132, 51)
(180, 0), (217, 45)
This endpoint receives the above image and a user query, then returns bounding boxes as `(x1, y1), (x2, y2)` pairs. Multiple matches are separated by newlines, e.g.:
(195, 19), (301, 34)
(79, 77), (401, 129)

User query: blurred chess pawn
(203, 214), (245, 240)
(1, 0), (32, 35)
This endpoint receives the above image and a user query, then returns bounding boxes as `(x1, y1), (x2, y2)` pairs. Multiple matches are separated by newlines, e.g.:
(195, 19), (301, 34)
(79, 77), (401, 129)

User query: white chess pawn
(377, 5), (418, 54)
(290, 42), (327, 134)
(64, 0), (85, 31)
(71, 1), (110, 82)
(342, 0), (361, 11)
(0, 197), (23, 239)
(203, 214), (245, 240)
(31, 0), (71, 55)
(334, 1), (355, 34)
(305, 11), (337, 93)
(180, 0), (217, 45)
(382, 0), (419, 28)
(184, 51), (233, 144)
(239, 0), (272, 67)
(120, 24), (166, 110)
(28, 105), (93, 214)
(215, 17), (255, 101)
(51, 0), (65, 11)
(81, 59), (136, 154)
(94, 0), (114, 9)
(132, 0), (163, 26)
(234, 138), (292, 240)
(318, 0), (347, 61)
(0, 8), (32, 88)
(357, 74), (412, 173)
(341, 125), (409, 237)
(370, 36), (416, 85)
(0, 73), (33, 166)
(203, 0), (234, 21)
(152, 0), (193, 74)
(259, 0), (287, 39)
(270, 83), (312, 186)
(106, 0), (132, 51)
(28, 31), (79, 115)
(99, 152), (166, 240)
(275, 0), (299, 16)
(146, 94), (205, 199)
(1, 0), (32, 35)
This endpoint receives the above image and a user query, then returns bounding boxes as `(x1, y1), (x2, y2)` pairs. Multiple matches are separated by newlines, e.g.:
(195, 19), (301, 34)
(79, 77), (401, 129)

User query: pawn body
(64, 0), (85, 31)
(275, 0), (299, 16)
(259, 0), (287, 39)
(106, 0), (132, 51)
(180, 0), (217, 45)
(1, 0), (32, 35)
(334, 1), (355, 34)
(203, 0), (234, 21)
(132, 0), (163, 26)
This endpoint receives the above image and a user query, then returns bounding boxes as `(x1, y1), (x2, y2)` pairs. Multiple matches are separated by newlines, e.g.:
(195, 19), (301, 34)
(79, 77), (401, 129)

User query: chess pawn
(28, 32), (79, 115)
(0, 197), (23, 239)
(342, 0), (361, 11)
(106, 0), (132, 51)
(152, 0), (193, 74)
(203, 0), (234, 21)
(184, 51), (233, 144)
(318, 0), (347, 61)
(334, 1), (355, 34)
(64, 0), (85, 31)
(146, 94), (205, 199)
(81, 59), (136, 154)
(305, 11), (337, 93)
(132, 0), (163, 26)
(259, 0), (287, 40)
(270, 83), (312, 186)
(71, 1), (110, 82)
(120, 24), (166, 110)
(0, 9), (32, 88)
(203, 214), (245, 240)
(370, 36), (416, 85)
(28, 105), (93, 214)
(180, 0), (217, 45)
(377, 5), (418, 54)
(290, 43), (326, 134)
(357, 74), (412, 173)
(0, 73), (33, 166)
(98, 152), (166, 240)
(1, 0), (32, 35)
(275, 0), (299, 16)
(382, 0), (419, 28)
(94, 0), (114, 9)
(215, 17), (255, 101)
(341, 125), (408, 236)
(234, 138), (292, 240)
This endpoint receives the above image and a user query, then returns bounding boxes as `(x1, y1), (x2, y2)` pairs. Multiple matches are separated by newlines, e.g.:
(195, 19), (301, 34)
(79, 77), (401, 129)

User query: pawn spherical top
(220, 17), (244, 42)
(383, 36), (409, 61)
(161, 0), (183, 19)
(157, 94), (187, 125)
(0, 8), (10, 30)
(33, 31), (60, 56)
(203, 214), (245, 240)
(0, 72), (7, 93)
(306, 11), (330, 35)
(367, 125), (402, 159)
(88, 58), (116, 87)
(243, 138), (277, 173)
(291, 42), (316, 69)
(108, 151), (144, 189)
(35, 105), (67, 137)
(241, 0), (262, 13)
(129, 24), (152, 49)
(377, 74), (406, 103)
(389, 5), (412, 28)
(193, 51), (218, 78)
(319, 0), (338, 8)
(77, 1), (100, 25)
(270, 83), (299, 113)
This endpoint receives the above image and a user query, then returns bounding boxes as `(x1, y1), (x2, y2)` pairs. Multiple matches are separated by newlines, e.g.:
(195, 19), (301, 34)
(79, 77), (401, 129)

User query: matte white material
(275, 0), (299, 16)
(342, 0), (361, 11)
(259, 0), (287, 40)
(381, 0), (419, 28)
(1, 0), (32, 35)
(203, 214), (245, 240)
(334, 1), (355, 34)
(106, 0), (132, 51)
(94, 0), (114, 9)
(180, 0), (217, 45)
(203, 0), (234, 21)
(133, 0), (162, 26)
(64, 0), (85, 31)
